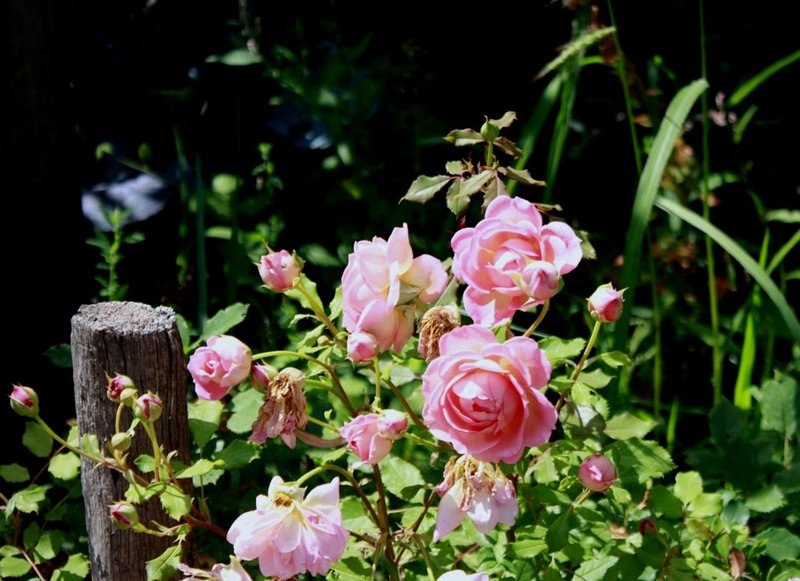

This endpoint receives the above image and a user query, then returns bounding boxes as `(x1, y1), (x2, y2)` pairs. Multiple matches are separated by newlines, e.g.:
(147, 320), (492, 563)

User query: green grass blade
(655, 195), (800, 345)
(612, 79), (710, 352)
(728, 49), (800, 107)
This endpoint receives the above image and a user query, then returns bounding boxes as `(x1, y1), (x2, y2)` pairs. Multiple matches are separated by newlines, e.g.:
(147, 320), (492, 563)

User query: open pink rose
(342, 224), (447, 360)
(451, 195), (582, 325)
(188, 335), (252, 400)
(340, 409), (408, 466)
(227, 476), (347, 580)
(421, 325), (556, 464)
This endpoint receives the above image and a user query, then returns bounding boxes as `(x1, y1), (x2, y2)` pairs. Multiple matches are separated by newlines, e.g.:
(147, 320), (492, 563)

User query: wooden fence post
(71, 301), (195, 580)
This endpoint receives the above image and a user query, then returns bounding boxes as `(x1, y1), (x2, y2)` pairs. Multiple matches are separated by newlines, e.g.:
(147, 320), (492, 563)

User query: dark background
(2, 1), (798, 458)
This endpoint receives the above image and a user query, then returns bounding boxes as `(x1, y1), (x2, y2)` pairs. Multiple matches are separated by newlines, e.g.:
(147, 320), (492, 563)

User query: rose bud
(578, 453), (618, 492)
(110, 432), (132, 452)
(106, 373), (135, 402)
(109, 502), (139, 530)
(587, 284), (625, 323)
(257, 249), (302, 293)
(250, 363), (278, 393)
(9, 385), (39, 417)
(134, 393), (163, 422)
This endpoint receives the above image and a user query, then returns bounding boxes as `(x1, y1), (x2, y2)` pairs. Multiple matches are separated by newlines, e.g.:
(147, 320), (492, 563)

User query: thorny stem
(294, 279), (341, 339)
(34, 415), (105, 465)
(372, 465), (398, 576)
(395, 489), (439, 564)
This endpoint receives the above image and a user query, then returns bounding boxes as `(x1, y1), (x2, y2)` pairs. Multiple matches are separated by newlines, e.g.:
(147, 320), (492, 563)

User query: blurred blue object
(82, 172), (172, 231)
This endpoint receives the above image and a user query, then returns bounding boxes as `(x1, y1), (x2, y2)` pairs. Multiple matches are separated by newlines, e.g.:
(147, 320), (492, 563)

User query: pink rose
(587, 283), (625, 323)
(437, 571), (490, 581)
(339, 409), (408, 466)
(578, 454), (617, 492)
(421, 325), (556, 464)
(451, 195), (582, 325)
(227, 476), (348, 580)
(342, 224), (447, 359)
(434, 456), (518, 542)
(188, 335), (252, 400)
(178, 556), (252, 581)
(257, 250), (301, 293)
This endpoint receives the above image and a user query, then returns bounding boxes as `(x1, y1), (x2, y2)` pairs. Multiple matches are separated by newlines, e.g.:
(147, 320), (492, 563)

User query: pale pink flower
(250, 368), (308, 448)
(437, 571), (490, 581)
(421, 325), (556, 464)
(578, 454), (617, 492)
(188, 336), (252, 400)
(451, 195), (582, 325)
(340, 409), (408, 466)
(587, 283), (625, 323)
(342, 224), (447, 360)
(434, 455), (518, 542)
(178, 556), (253, 581)
(257, 250), (301, 293)
(227, 476), (348, 580)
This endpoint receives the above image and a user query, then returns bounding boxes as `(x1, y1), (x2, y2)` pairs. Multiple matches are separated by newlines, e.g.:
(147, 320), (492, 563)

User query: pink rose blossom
(587, 283), (625, 323)
(421, 325), (556, 464)
(227, 476), (348, 580)
(339, 409), (408, 466)
(434, 455), (518, 542)
(578, 454), (617, 492)
(437, 571), (490, 581)
(257, 250), (301, 293)
(188, 335), (252, 400)
(342, 224), (447, 360)
(451, 195), (582, 325)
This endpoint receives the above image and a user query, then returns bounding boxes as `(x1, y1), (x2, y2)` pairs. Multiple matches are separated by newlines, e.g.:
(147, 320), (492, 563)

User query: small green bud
(480, 119), (500, 142)
(110, 432), (132, 452)
(109, 502), (139, 530)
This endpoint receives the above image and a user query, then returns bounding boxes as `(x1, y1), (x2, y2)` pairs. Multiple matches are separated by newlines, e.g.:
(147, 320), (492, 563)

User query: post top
(72, 301), (176, 335)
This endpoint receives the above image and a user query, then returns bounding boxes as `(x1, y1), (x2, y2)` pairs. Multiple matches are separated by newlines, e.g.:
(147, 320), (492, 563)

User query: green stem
(372, 465), (398, 572)
(383, 378), (426, 432)
(306, 415), (340, 435)
(699, 0), (722, 404)
(556, 320), (603, 412)
(372, 357), (382, 407)
(295, 280), (340, 338)
(523, 300), (550, 337)
(395, 489), (439, 564)
(140, 419), (165, 476)
(34, 416), (104, 465)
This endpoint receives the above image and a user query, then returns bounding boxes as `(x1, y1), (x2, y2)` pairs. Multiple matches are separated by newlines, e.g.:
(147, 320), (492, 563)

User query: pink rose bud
(250, 363), (277, 392)
(109, 502), (139, 530)
(106, 373), (135, 402)
(578, 454), (617, 492)
(639, 518), (658, 537)
(340, 409), (408, 466)
(346, 331), (379, 363)
(9, 385), (39, 417)
(188, 335), (253, 400)
(134, 393), (163, 422)
(257, 249), (301, 292)
(587, 284), (625, 323)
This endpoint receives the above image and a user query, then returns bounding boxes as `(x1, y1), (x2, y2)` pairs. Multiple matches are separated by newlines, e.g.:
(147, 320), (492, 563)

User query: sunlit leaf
(402, 175), (452, 204)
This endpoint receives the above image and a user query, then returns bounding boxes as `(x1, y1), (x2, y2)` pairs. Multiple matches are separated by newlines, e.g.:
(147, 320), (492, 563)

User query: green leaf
(206, 48), (262, 66)
(298, 243), (341, 267)
(535, 26), (617, 79)
(579, 368), (613, 389)
(188, 399), (224, 448)
(597, 351), (632, 369)
(613, 78), (709, 351)
(44, 343), (73, 368)
(444, 128), (484, 146)
(215, 439), (260, 470)
(709, 398), (744, 445)
(402, 175), (452, 204)
(48, 452), (81, 481)
(8, 484), (49, 514)
(23, 421), (53, 458)
(756, 527), (800, 561)
(0, 555), (31, 577)
(604, 412), (658, 440)
(510, 539), (548, 559)
(574, 555), (619, 581)
(608, 439), (676, 485)
(728, 49), (800, 106)
(745, 484), (786, 513)
(545, 508), (574, 551)
(674, 471), (703, 505)
(81, 434), (101, 458)
(194, 303), (249, 348)
(135, 455), (156, 474)
(0, 463), (30, 483)
(226, 389), (263, 434)
(34, 530), (64, 560)
(145, 544), (182, 581)
(539, 336), (586, 364)
(494, 136), (524, 158)
(160, 483), (191, 519)
(284, 274), (323, 313)
(23, 521), (40, 550)
(52, 553), (90, 580)
(124, 479), (159, 504)
(655, 195), (800, 345)
(379, 455), (425, 503)
(758, 375), (798, 436)
(175, 459), (218, 479)
(648, 485), (683, 518)
(502, 167), (546, 186)
(490, 111), (518, 128)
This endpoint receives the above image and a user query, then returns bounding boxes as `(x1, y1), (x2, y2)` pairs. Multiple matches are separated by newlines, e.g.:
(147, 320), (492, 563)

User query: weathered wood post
(71, 302), (195, 581)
